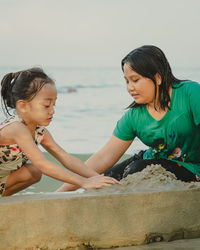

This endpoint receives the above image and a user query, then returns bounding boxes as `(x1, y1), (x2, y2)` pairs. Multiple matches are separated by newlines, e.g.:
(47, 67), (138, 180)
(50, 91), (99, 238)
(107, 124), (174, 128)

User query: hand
(195, 175), (200, 181)
(81, 174), (121, 189)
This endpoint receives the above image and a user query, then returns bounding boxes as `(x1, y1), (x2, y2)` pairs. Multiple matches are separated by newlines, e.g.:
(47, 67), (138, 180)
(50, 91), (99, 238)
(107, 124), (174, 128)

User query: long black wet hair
(1, 67), (55, 116)
(121, 45), (183, 110)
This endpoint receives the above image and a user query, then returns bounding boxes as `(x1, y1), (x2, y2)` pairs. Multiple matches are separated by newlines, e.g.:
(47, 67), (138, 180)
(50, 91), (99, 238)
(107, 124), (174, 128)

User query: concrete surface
(0, 188), (200, 250)
(105, 238), (200, 250)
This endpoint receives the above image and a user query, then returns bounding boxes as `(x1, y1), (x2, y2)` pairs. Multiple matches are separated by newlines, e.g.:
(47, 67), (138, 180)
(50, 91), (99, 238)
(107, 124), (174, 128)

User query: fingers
(84, 175), (122, 189)
(92, 183), (113, 189)
(102, 176), (122, 185)
(196, 175), (200, 181)
(94, 175), (121, 186)
(81, 174), (122, 189)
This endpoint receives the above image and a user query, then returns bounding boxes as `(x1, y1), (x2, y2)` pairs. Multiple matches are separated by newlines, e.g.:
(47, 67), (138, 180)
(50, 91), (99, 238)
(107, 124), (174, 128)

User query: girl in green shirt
(58, 45), (200, 192)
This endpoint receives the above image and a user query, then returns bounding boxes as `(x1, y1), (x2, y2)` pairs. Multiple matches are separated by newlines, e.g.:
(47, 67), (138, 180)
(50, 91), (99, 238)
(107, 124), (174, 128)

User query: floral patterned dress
(0, 115), (44, 196)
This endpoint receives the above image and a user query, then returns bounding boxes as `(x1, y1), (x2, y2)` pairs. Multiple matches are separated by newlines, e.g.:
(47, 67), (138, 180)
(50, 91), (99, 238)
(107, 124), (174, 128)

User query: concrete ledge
(0, 188), (200, 249)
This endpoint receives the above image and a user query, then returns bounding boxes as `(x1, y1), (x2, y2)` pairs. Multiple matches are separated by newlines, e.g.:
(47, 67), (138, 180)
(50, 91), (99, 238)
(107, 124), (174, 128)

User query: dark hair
(1, 67), (55, 116)
(121, 45), (182, 110)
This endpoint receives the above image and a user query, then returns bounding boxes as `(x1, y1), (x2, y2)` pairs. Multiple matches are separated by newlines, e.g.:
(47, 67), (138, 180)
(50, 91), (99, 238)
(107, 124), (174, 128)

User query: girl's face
(22, 83), (57, 126)
(123, 63), (160, 107)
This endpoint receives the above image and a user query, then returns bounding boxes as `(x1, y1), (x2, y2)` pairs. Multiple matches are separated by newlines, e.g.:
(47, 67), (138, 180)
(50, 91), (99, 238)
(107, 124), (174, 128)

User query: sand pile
(86, 164), (200, 194)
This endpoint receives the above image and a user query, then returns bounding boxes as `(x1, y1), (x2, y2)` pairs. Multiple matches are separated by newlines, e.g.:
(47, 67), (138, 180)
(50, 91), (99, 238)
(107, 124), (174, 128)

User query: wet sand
(85, 164), (200, 195)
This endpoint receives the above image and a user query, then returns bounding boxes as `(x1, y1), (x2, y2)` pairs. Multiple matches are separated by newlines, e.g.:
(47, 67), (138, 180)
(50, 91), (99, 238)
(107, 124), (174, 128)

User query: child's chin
(38, 121), (50, 126)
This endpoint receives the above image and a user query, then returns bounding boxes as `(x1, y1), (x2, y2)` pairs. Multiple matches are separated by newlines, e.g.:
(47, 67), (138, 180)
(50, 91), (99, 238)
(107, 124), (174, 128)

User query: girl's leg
(104, 151), (145, 180)
(103, 155), (138, 181)
(2, 163), (42, 196)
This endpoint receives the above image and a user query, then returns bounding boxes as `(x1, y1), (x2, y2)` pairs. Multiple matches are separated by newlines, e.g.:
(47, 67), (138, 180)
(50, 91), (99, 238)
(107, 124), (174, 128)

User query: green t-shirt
(113, 81), (200, 176)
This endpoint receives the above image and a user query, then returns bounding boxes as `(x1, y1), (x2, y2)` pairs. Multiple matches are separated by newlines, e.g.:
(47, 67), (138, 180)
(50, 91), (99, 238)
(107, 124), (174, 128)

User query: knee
(122, 160), (147, 178)
(31, 167), (42, 183)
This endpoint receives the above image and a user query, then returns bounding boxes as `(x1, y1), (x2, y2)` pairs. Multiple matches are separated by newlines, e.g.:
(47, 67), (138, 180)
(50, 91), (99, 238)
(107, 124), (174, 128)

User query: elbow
(33, 159), (49, 173)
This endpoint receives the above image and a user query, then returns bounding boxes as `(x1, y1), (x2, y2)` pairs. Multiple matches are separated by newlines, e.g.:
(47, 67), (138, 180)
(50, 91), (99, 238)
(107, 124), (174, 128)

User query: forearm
(35, 159), (85, 186)
(55, 148), (118, 193)
(62, 154), (99, 177)
(85, 151), (117, 174)
(47, 147), (98, 178)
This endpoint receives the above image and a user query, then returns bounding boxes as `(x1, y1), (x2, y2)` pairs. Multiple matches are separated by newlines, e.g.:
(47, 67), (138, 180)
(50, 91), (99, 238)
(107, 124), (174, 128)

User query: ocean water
(0, 66), (200, 155)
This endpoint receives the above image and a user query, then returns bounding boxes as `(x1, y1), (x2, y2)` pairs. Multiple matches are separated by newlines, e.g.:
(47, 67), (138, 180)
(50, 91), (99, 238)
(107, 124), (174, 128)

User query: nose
(127, 81), (135, 92)
(49, 106), (55, 115)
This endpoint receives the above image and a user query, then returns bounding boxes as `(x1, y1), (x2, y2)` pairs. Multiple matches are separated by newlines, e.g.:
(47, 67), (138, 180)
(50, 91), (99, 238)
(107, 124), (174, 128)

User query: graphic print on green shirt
(113, 81), (200, 176)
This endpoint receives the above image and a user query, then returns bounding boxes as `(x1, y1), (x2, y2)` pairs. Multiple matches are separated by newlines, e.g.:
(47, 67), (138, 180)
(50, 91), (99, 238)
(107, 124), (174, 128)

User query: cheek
(126, 85), (130, 93)
(148, 88), (155, 96)
(30, 105), (44, 114)
(144, 84), (155, 96)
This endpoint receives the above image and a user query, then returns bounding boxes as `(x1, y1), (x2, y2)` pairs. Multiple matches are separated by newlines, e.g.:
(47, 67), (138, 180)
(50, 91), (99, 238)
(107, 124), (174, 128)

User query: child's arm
(7, 122), (119, 189)
(57, 135), (132, 192)
(41, 129), (99, 178)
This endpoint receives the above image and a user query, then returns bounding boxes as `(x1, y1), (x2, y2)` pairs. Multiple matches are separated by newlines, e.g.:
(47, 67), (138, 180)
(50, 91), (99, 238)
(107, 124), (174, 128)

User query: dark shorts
(104, 151), (197, 182)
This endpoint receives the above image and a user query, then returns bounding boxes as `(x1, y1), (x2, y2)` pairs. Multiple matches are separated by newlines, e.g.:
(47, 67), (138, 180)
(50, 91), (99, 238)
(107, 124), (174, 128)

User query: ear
(155, 73), (162, 86)
(16, 100), (29, 113)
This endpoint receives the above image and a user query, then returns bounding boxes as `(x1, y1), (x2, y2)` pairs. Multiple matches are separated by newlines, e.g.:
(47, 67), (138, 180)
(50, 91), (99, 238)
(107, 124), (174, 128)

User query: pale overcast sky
(0, 0), (200, 68)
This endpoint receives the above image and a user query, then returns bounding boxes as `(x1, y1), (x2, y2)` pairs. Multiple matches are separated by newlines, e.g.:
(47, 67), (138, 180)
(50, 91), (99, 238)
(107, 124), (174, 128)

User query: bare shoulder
(0, 121), (30, 144)
(4, 121), (29, 134)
